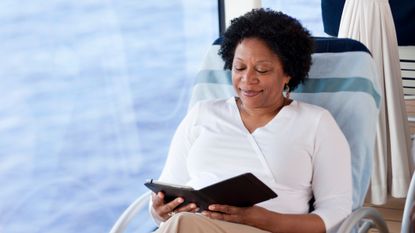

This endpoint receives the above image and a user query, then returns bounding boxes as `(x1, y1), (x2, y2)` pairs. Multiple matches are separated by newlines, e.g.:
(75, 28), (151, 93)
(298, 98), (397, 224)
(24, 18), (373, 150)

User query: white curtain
(338, 0), (412, 205)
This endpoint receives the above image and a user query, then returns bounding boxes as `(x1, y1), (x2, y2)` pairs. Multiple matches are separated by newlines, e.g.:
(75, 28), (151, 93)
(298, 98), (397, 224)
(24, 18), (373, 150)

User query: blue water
(0, 1), (324, 232)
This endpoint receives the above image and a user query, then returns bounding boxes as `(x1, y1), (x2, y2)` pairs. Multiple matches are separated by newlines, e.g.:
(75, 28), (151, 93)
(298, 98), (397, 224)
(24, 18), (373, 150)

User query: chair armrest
(109, 191), (152, 233)
(401, 172), (415, 233)
(337, 207), (389, 233)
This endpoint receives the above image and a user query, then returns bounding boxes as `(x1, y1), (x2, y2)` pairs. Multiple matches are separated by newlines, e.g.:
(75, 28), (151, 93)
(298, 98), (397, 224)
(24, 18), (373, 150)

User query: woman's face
(232, 37), (290, 110)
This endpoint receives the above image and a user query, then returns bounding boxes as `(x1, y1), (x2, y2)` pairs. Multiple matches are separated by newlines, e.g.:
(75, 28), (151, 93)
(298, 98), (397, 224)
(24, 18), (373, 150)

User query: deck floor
(365, 196), (406, 233)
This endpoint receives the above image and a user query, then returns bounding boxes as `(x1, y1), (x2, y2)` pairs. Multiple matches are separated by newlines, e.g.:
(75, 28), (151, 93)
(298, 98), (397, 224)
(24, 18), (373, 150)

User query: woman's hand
(202, 204), (326, 233)
(151, 192), (199, 221)
(201, 204), (269, 227)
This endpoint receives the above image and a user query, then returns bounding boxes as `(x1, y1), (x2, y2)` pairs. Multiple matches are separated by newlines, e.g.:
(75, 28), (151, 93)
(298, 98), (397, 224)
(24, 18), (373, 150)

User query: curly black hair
(218, 8), (314, 91)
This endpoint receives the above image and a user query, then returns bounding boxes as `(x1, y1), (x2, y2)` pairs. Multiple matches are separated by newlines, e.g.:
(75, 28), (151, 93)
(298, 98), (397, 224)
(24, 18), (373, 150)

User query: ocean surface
(0, 1), (324, 232)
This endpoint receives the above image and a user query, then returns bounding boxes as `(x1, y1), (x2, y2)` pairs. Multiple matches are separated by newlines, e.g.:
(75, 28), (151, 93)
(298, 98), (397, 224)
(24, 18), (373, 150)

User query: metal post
(218, 0), (226, 36)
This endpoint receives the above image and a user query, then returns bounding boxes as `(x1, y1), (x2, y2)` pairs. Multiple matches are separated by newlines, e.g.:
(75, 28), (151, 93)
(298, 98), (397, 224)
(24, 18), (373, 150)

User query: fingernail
(190, 203), (196, 208)
(208, 205), (215, 210)
(177, 198), (183, 203)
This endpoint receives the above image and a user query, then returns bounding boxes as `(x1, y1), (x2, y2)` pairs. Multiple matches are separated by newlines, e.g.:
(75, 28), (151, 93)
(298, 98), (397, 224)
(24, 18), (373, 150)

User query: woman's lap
(154, 212), (270, 233)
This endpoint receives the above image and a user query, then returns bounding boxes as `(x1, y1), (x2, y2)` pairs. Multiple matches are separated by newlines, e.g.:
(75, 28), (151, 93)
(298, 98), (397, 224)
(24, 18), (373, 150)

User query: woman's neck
(237, 97), (288, 118)
(236, 97), (290, 133)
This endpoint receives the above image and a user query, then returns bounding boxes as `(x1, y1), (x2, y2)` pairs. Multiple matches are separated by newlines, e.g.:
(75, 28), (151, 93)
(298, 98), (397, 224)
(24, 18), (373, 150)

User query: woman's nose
(241, 68), (259, 84)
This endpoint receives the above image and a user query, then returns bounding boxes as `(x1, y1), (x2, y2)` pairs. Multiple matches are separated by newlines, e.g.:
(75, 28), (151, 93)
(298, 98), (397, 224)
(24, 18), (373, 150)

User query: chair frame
(109, 37), (392, 233)
(109, 191), (390, 233)
(401, 172), (415, 233)
(109, 191), (151, 233)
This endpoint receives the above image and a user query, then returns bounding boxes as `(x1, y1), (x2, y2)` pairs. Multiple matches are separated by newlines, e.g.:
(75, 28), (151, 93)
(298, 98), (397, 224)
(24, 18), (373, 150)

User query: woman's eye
(257, 70), (268, 74)
(234, 67), (245, 71)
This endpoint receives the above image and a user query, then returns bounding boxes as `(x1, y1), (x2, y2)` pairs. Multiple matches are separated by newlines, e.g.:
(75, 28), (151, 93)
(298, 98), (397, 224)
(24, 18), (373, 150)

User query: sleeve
(310, 110), (353, 232)
(148, 102), (202, 225)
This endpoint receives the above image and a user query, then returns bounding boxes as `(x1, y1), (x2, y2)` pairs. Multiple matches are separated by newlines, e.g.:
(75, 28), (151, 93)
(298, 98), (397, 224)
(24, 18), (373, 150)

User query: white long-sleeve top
(150, 97), (352, 232)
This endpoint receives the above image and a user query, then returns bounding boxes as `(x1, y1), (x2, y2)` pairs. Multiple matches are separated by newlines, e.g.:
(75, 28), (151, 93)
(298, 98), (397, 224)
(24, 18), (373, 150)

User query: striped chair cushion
(189, 37), (380, 211)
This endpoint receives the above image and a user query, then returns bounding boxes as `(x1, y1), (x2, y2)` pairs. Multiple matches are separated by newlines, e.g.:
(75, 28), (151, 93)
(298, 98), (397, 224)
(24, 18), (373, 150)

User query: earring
(285, 84), (290, 99)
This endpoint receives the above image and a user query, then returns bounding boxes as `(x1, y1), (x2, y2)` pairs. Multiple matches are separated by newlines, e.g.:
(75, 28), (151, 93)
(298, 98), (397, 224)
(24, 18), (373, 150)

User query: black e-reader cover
(144, 172), (277, 211)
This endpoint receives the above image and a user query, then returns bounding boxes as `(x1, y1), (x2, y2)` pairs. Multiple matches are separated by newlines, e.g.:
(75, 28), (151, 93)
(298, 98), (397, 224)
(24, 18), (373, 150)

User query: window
(0, 1), (218, 232)
(262, 0), (327, 36)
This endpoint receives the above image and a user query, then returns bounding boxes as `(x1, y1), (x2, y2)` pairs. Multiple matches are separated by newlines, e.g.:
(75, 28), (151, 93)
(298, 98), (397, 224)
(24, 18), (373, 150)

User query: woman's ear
(284, 76), (291, 98)
(284, 75), (291, 87)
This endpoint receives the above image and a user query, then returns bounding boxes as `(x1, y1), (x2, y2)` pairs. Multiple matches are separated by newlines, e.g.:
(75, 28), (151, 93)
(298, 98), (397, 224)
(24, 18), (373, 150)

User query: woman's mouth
(241, 89), (262, 97)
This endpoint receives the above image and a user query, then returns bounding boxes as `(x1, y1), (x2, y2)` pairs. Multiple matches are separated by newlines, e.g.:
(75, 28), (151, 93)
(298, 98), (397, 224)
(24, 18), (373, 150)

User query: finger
(151, 193), (171, 221)
(204, 210), (243, 224)
(160, 197), (184, 214)
(208, 204), (239, 214)
(175, 203), (198, 213)
(202, 210), (225, 221)
(152, 192), (165, 207)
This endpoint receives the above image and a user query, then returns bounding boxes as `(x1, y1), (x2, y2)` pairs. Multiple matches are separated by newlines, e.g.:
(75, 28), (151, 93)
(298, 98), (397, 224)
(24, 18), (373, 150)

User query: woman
(150, 8), (352, 233)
